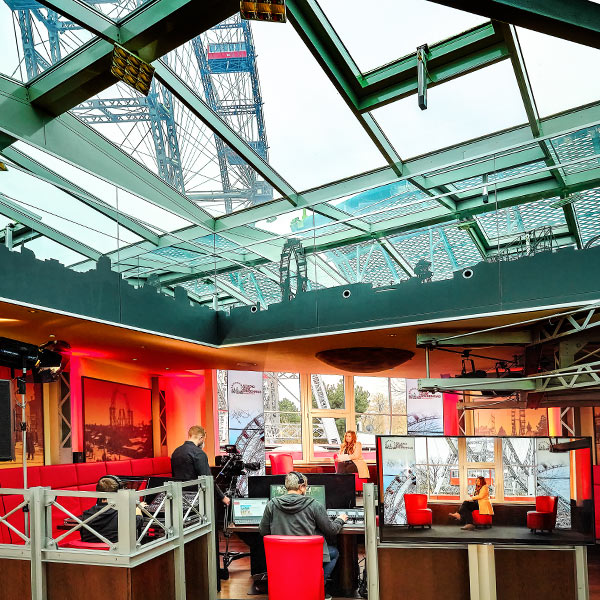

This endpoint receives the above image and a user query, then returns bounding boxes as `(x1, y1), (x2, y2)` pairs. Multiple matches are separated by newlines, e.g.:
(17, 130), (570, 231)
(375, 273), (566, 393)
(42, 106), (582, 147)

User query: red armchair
(264, 535), (325, 600)
(473, 510), (492, 528)
(269, 453), (294, 475)
(527, 496), (558, 533)
(404, 494), (432, 528)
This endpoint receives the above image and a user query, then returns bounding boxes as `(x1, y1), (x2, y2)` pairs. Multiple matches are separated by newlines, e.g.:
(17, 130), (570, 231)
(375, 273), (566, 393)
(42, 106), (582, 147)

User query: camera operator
(171, 425), (230, 506)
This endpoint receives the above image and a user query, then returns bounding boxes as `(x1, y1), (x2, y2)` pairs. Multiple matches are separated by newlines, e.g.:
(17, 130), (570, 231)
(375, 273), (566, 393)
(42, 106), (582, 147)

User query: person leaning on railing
(79, 476), (146, 544)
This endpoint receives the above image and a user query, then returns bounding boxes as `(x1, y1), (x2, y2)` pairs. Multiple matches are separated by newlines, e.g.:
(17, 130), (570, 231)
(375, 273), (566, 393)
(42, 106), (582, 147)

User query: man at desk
(259, 472), (347, 598)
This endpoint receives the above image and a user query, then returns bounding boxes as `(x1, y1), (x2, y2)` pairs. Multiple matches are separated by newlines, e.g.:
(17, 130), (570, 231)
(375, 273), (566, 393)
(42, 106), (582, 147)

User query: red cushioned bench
(0, 457), (172, 544)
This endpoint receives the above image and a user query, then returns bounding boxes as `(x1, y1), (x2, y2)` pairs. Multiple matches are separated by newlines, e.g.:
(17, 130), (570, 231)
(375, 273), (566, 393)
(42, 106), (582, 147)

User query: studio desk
(228, 514), (365, 596)
(362, 485), (591, 600)
(0, 477), (217, 600)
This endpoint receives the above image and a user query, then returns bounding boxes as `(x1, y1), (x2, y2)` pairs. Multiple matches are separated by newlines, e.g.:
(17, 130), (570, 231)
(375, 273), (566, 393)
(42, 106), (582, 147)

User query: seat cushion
(40, 464), (78, 489)
(473, 510), (492, 525)
(152, 457), (172, 476)
(131, 458), (154, 477)
(105, 460), (133, 476)
(406, 508), (432, 526)
(75, 463), (107, 486)
(527, 511), (553, 530)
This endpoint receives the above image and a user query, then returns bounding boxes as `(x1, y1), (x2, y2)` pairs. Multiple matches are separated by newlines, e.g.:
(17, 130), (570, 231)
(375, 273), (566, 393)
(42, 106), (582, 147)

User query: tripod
(219, 474), (250, 579)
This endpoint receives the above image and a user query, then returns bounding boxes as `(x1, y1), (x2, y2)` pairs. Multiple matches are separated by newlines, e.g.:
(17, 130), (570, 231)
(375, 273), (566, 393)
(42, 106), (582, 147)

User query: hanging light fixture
(240, 0), (286, 23)
(110, 45), (155, 96)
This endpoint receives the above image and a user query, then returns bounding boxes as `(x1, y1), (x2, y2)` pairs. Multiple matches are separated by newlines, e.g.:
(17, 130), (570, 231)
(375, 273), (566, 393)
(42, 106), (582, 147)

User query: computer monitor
(232, 497), (269, 525)
(269, 484), (326, 507)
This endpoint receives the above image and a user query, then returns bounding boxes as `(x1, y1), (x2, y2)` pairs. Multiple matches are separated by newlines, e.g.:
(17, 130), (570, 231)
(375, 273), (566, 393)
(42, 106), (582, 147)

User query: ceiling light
(165, 367), (170, 370)
(132, 358), (138, 361)
(236, 361), (257, 368)
(48, 334), (55, 338)
(240, 0), (286, 23)
(110, 45), (154, 96)
(0, 162), (7, 172)
(29, 309), (36, 313)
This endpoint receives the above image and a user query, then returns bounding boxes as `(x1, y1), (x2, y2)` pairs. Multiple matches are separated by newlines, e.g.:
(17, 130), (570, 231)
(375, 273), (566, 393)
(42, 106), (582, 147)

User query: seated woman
(449, 476), (493, 531)
(336, 431), (369, 479)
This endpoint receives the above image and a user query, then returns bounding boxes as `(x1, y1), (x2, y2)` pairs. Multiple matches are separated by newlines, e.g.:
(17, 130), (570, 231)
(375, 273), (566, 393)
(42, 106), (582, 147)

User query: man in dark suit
(171, 425), (230, 506)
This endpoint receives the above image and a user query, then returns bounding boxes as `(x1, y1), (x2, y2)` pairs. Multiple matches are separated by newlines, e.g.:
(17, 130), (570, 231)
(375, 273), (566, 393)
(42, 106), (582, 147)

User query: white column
(575, 546), (589, 600)
(468, 544), (497, 600)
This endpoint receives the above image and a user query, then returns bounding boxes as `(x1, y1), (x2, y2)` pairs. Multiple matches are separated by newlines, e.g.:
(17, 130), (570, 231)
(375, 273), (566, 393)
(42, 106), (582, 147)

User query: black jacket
(259, 493), (344, 562)
(79, 502), (142, 544)
(170, 440), (224, 499)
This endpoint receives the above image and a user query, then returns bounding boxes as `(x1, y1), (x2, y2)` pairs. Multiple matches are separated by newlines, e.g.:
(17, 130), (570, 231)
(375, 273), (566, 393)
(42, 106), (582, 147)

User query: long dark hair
(474, 476), (487, 495)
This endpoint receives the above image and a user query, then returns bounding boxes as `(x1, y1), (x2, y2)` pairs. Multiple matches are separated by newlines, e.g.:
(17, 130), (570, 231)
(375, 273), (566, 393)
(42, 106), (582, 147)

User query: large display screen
(376, 435), (594, 545)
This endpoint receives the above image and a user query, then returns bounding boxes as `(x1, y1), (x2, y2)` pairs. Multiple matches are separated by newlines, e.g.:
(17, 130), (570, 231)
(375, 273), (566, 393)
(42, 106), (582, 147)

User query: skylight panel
(517, 27), (600, 118)
(371, 60), (529, 159)
(318, 0), (489, 73)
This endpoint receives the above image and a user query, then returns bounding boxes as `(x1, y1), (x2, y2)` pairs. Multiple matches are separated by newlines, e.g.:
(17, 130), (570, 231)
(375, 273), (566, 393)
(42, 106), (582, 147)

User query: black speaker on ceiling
(0, 380), (15, 461)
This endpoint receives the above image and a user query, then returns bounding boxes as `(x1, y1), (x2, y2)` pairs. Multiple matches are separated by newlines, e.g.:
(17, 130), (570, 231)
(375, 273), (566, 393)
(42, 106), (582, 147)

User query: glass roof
(0, 0), (598, 313)
(371, 61), (529, 159)
(319, 0), (489, 73)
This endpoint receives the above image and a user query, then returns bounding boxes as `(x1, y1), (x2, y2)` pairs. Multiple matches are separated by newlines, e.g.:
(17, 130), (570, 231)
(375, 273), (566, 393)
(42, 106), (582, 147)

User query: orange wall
(159, 372), (207, 456)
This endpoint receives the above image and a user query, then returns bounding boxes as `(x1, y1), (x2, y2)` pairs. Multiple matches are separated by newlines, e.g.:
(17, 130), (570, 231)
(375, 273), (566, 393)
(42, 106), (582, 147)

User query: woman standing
(449, 476), (493, 531)
(336, 431), (369, 479)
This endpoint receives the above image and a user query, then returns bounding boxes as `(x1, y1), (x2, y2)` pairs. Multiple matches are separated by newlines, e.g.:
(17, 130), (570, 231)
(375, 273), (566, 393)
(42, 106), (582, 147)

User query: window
(263, 372), (302, 461)
(502, 438), (535, 499)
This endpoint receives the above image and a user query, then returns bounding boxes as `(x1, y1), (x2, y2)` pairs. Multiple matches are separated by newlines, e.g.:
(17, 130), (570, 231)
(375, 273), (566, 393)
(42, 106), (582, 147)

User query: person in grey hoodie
(259, 471), (348, 592)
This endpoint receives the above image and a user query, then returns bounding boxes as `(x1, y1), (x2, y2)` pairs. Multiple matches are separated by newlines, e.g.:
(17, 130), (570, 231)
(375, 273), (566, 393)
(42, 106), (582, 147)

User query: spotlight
(110, 45), (155, 96)
(240, 0), (286, 23)
(0, 162), (7, 172)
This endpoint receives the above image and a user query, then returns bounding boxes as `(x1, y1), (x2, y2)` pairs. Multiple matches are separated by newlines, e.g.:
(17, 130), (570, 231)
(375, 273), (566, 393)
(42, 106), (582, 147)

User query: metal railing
(0, 477), (216, 600)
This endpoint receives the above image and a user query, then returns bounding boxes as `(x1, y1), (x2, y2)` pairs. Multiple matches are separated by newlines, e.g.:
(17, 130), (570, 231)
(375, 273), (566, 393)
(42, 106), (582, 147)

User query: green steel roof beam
(0, 76), (213, 229)
(153, 61), (300, 208)
(0, 224), (41, 248)
(427, 0), (600, 50)
(27, 0), (239, 115)
(0, 192), (102, 261)
(1, 147), (160, 245)
(357, 23), (509, 112)
(33, 0), (119, 41)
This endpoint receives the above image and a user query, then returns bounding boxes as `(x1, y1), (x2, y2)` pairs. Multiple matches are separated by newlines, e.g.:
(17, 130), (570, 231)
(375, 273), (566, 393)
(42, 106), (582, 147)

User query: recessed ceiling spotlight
(388, 333), (397, 337)
(29, 309), (36, 314)
(132, 358), (138, 361)
(165, 367), (170, 370)
(140, 345), (145, 349)
(48, 334), (55, 338)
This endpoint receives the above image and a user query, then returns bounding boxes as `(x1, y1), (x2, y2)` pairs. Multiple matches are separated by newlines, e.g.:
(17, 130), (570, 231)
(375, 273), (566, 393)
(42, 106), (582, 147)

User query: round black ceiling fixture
(315, 347), (414, 373)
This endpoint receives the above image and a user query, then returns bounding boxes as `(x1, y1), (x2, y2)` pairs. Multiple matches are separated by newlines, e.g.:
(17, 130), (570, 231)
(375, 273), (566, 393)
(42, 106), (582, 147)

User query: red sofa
(0, 457), (172, 544)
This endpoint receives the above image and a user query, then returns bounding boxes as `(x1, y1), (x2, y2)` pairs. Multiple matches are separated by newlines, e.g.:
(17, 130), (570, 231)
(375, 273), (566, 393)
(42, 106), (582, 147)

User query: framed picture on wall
(82, 377), (152, 462)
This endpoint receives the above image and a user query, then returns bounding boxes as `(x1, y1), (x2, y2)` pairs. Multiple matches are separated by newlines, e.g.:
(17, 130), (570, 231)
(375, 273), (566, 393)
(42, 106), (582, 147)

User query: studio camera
(215, 444), (261, 477)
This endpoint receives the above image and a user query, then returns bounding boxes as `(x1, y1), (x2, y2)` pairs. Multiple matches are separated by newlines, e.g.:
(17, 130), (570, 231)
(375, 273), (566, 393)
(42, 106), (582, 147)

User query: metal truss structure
(0, 0), (598, 309)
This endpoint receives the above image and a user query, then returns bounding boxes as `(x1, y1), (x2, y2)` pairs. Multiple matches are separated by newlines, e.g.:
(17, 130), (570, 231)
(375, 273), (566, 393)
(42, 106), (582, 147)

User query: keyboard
(327, 508), (364, 524)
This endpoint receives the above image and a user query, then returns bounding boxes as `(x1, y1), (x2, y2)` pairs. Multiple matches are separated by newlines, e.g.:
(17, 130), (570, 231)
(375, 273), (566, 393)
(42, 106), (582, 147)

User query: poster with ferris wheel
(227, 370), (266, 494)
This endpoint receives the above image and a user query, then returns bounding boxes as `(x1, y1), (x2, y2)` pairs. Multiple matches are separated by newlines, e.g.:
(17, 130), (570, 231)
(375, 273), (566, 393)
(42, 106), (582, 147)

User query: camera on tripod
(215, 444), (261, 492)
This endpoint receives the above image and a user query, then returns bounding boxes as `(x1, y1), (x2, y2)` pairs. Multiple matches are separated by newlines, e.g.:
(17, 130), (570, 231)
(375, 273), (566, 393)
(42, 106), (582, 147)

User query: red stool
(264, 535), (324, 600)
(404, 494), (432, 528)
(472, 510), (492, 528)
(527, 496), (558, 533)
(268, 453), (294, 475)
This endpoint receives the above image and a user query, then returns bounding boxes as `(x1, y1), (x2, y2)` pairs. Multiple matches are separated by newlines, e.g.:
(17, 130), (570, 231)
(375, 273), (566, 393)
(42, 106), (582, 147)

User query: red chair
(527, 496), (558, 533)
(264, 535), (324, 600)
(404, 494), (432, 528)
(473, 510), (492, 528)
(269, 453), (294, 475)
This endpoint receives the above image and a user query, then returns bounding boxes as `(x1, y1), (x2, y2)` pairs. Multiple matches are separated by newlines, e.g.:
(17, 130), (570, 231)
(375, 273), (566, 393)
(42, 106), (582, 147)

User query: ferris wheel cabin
(207, 42), (250, 73)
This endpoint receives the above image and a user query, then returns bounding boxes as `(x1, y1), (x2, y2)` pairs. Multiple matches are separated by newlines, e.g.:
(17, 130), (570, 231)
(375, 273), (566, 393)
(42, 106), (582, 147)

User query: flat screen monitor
(269, 484), (326, 507)
(232, 497), (269, 525)
(376, 434), (594, 546)
(248, 474), (355, 509)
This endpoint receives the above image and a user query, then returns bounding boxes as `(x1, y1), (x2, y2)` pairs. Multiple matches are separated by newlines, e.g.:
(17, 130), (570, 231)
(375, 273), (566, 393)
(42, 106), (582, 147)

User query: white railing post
(169, 481), (186, 600)
(30, 486), (47, 600)
(363, 483), (379, 600)
(203, 476), (217, 600)
(116, 488), (137, 555)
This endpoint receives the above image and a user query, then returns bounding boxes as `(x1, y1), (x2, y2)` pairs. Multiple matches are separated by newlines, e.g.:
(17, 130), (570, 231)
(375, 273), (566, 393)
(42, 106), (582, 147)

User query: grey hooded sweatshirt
(259, 493), (344, 562)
